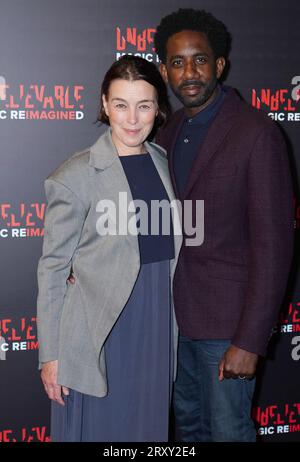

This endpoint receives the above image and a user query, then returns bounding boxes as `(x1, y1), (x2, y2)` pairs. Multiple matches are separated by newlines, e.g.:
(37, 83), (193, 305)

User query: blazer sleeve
(37, 178), (87, 365)
(231, 124), (294, 356)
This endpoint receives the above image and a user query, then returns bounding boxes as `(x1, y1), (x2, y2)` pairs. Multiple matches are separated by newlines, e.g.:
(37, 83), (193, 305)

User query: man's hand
(41, 360), (69, 406)
(218, 345), (258, 381)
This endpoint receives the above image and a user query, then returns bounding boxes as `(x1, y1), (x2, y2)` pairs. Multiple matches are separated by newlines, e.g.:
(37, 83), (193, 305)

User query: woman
(37, 55), (182, 442)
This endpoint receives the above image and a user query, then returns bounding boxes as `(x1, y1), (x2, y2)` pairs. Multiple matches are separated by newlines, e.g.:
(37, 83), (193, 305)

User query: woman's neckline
(119, 152), (149, 158)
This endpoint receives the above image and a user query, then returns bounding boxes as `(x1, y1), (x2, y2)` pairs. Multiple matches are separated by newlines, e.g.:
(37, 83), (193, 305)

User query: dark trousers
(173, 336), (257, 442)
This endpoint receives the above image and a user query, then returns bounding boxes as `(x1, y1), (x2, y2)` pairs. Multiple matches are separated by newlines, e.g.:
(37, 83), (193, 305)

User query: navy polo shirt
(173, 85), (226, 197)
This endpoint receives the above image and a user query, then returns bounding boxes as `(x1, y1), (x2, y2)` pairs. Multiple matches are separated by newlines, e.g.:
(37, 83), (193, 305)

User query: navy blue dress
(51, 153), (175, 442)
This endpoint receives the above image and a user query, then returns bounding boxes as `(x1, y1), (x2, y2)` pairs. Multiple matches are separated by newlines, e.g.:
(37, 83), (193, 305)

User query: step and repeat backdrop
(0, 0), (299, 443)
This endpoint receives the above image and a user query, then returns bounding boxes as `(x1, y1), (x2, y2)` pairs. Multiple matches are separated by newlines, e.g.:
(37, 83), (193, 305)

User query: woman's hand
(41, 360), (69, 406)
(68, 274), (76, 284)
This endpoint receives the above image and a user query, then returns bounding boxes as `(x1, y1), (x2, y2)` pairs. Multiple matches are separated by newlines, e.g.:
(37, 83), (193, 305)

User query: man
(154, 8), (294, 442)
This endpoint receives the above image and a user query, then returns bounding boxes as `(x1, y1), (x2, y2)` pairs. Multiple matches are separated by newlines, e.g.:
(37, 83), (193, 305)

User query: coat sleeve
(37, 178), (87, 365)
(231, 124), (294, 356)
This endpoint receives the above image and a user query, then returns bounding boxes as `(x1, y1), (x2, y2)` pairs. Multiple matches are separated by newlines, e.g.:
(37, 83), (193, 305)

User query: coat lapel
(88, 129), (140, 258)
(165, 110), (185, 200)
(146, 141), (176, 207)
(165, 88), (242, 199)
(146, 141), (183, 280)
(184, 94), (240, 198)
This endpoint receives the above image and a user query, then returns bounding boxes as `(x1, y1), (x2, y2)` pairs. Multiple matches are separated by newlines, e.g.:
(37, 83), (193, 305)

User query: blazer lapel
(88, 129), (140, 259)
(146, 142), (176, 206)
(183, 88), (242, 198)
(167, 111), (185, 200)
(89, 127), (119, 170)
(146, 142), (183, 278)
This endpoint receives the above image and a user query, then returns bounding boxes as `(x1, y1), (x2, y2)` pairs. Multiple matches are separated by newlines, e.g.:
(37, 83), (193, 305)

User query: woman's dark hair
(154, 8), (231, 64)
(98, 55), (170, 132)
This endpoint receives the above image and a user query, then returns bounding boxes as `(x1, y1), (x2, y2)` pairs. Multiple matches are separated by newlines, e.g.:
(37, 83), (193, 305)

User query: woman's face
(102, 79), (158, 155)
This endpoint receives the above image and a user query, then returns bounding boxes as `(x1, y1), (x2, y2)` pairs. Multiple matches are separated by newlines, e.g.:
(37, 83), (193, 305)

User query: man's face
(160, 30), (225, 114)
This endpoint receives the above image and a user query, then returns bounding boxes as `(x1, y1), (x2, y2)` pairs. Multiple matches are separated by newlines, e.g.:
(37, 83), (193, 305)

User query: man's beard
(171, 76), (218, 108)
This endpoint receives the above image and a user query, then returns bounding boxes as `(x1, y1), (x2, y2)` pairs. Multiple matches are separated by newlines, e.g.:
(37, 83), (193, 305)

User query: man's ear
(216, 57), (226, 80)
(159, 63), (168, 84)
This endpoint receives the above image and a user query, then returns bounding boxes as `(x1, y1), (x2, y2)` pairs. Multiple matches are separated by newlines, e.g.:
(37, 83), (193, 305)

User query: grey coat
(37, 129), (182, 398)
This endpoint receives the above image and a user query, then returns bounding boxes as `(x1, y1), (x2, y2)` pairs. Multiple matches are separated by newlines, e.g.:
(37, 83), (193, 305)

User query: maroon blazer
(156, 86), (294, 356)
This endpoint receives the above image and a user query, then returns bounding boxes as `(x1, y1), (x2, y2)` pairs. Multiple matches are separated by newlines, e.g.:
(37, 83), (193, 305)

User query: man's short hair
(154, 8), (231, 64)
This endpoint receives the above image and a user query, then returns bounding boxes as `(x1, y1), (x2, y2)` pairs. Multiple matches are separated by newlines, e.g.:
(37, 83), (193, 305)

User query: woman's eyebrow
(111, 98), (155, 103)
